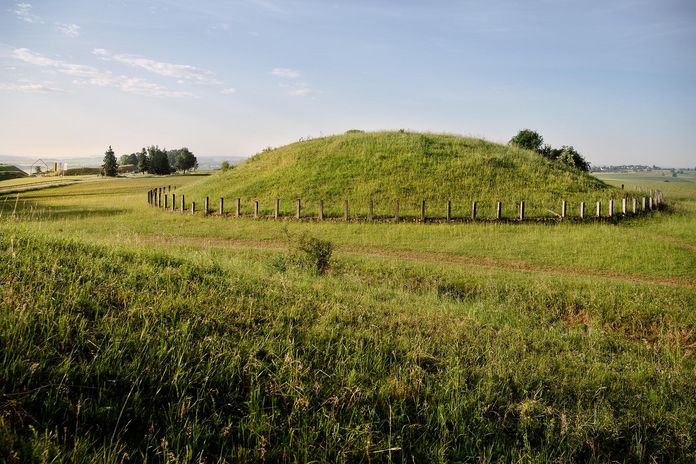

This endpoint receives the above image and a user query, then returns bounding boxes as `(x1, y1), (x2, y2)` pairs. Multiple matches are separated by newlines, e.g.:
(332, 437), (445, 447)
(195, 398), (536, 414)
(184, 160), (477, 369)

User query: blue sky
(1, 0), (694, 166)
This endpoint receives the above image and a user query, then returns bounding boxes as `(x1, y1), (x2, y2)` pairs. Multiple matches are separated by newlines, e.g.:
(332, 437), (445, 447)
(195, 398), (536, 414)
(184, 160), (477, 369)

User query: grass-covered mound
(0, 164), (28, 181)
(183, 131), (619, 218)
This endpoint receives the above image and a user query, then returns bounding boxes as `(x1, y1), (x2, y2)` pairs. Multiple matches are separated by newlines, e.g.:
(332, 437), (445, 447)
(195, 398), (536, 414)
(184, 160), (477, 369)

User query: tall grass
(1, 232), (694, 462)
(0, 171), (694, 462)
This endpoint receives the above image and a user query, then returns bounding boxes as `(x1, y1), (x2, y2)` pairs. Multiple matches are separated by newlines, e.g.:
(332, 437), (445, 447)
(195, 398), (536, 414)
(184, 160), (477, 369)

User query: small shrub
(289, 232), (334, 275)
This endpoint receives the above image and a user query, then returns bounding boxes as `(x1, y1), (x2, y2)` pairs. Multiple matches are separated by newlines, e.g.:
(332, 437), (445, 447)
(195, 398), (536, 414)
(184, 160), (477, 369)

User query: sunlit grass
(0, 171), (694, 462)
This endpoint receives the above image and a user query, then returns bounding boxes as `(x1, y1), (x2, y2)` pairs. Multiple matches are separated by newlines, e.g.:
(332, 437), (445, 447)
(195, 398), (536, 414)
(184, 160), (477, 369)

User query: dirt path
(140, 235), (696, 290)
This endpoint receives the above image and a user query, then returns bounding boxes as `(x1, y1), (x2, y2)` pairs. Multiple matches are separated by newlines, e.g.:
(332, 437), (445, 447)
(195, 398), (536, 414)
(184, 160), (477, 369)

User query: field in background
(0, 171), (694, 462)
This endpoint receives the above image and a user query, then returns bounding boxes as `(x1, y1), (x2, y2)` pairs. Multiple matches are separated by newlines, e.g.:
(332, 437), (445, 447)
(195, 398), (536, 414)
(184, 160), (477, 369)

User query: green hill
(0, 164), (28, 181)
(183, 131), (620, 218)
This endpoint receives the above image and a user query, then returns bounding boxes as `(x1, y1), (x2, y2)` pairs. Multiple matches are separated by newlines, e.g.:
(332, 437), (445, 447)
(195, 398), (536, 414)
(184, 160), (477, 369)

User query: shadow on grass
(0, 200), (129, 221)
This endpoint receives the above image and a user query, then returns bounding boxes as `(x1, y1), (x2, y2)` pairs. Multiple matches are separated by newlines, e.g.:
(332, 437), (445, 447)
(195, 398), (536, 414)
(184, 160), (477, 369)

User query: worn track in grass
(139, 235), (696, 289)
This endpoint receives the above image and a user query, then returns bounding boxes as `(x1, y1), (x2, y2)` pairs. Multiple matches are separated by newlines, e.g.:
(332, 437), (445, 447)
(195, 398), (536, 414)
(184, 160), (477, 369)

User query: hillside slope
(0, 164), (28, 181)
(183, 131), (618, 217)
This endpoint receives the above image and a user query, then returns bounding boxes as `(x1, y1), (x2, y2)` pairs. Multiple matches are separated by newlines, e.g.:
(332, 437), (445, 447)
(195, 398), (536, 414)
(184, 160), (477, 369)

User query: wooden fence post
(274, 199), (280, 219)
(254, 200), (259, 218)
(168, 185), (171, 192)
(649, 197), (653, 211)
(191, 201), (195, 215)
(596, 201), (601, 218)
(147, 190), (151, 205)
(580, 202), (585, 220)
(519, 201), (525, 220)
(219, 197), (224, 215)
(319, 200), (324, 220)
(344, 200), (349, 221)
(158, 189), (162, 208)
(446, 201), (451, 221)
(171, 193), (176, 211)
(395, 199), (400, 222)
(622, 198), (627, 215)
(164, 194), (168, 209)
(296, 199), (301, 219)
(235, 198), (241, 217)
(368, 198), (374, 221)
(421, 200), (426, 222)
(496, 201), (502, 220)
(204, 197), (209, 216)
(181, 194), (185, 213)
(641, 197), (646, 211)
(632, 198), (636, 214)
(609, 199), (614, 218)
(561, 200), (567, 219)
(471, 201), (477, 220)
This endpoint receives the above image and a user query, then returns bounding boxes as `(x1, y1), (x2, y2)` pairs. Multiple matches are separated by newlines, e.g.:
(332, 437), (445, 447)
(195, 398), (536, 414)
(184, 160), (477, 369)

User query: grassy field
(1, 171), (694, 462)
(184, 131), (624, 219)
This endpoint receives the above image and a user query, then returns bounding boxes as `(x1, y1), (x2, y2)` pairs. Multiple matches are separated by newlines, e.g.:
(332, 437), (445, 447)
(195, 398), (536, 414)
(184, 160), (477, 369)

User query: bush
(510, 129), (543, 152)
(289, 232), (334, 275)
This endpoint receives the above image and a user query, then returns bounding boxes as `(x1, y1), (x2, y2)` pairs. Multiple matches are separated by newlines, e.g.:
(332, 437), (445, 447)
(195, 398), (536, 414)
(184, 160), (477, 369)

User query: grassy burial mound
(0, 164), (28, 181)
(183, 131), (620, 218)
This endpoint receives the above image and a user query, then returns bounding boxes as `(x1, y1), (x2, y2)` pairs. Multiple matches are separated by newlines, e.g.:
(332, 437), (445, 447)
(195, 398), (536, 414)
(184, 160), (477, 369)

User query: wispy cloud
(272, 67), (313, 96)
(14, 48), (100, 78)
(271, 67), (301, 79)
(13, 2), (39, 23)
(56, 23), (80, 38)
(281, 82), (311, 97)
(0, 82), (66, 93)
(245, 0), (286, 15)
(13, 48), (191, 98)
(93, 48), (221, 84)
(220, 87), (236, 95)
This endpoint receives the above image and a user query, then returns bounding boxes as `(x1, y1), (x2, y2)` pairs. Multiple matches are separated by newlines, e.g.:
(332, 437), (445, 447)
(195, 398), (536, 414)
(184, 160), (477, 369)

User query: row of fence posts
(148, 188), (664, 221)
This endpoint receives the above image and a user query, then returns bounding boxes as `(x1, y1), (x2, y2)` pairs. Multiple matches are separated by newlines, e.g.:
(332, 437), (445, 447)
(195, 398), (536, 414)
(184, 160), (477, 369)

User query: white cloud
(280, 82), (311, 97)
(221, 87), (236, 95)
(14, 2), (39, 23)
(289, 86), (311, 97)
(56, 23), (80, 37)
(0, 82), (66, 93)
(13, 48), (100, 78)
(271, 67), (301, 79)
(13, 48), (191, 98)
(93, 48), (221, 84)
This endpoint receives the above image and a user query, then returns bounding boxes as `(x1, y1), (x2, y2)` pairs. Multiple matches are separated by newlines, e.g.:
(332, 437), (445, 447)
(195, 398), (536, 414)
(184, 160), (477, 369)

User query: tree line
(509, 129), (590, 171)
(102, 146), (198, 177)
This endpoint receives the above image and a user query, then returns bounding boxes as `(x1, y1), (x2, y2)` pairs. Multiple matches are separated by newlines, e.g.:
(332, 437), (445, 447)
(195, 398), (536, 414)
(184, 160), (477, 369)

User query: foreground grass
(1, 231), (694, 462)
(0, 173), (694, 462)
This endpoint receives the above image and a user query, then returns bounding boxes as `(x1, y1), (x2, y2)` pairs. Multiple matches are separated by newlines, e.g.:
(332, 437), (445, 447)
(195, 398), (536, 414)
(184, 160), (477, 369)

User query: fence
(147, 186), (665, 223)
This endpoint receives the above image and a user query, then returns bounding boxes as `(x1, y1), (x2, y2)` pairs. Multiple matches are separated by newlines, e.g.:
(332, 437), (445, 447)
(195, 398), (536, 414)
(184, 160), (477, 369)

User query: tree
(137, 148), (149, 174)
(118, 154), (131, 165)
(510, 129), (544, 152)
(167, 149), (178, 168)
(102, 145), (118, 177)
(557, 146), (589, 171)
(220, 160), (231, 171)
(174, 147), (197, 173)
(147, 145), (171, 175)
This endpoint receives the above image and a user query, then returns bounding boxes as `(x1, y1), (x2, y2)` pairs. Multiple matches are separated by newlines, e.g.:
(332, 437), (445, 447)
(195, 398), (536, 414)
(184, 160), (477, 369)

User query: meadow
(0, 170), (694, 462)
